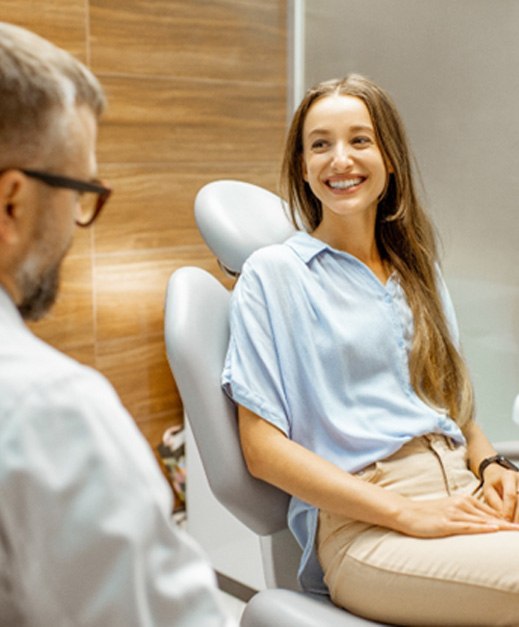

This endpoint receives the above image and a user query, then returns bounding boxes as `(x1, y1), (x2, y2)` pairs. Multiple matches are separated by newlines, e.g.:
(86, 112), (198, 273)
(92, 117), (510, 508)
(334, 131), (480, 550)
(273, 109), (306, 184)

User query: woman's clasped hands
(481, 464), (519, 523)
(394, 468), (519, 539)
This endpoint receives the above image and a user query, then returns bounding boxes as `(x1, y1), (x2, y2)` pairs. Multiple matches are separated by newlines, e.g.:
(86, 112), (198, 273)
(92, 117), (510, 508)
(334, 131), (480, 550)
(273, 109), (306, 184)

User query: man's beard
(16, 259), (61, 321)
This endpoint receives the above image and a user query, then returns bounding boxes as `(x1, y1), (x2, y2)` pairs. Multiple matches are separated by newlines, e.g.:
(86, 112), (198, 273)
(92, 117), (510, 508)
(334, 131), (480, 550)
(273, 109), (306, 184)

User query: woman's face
(301, 94), (389, 226)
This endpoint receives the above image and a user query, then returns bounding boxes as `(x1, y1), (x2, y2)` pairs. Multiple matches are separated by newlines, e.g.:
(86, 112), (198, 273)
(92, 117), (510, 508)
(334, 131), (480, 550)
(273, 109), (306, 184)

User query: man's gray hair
(0, 22), (106, 169)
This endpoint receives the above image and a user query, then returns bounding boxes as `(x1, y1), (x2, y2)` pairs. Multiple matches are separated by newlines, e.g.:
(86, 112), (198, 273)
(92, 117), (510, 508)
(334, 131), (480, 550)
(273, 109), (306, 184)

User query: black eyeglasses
(20, 168), (112, 227)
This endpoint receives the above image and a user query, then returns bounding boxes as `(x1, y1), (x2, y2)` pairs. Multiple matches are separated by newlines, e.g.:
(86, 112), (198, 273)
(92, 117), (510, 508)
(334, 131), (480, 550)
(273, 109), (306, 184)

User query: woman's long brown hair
(281, 74), (474, 428)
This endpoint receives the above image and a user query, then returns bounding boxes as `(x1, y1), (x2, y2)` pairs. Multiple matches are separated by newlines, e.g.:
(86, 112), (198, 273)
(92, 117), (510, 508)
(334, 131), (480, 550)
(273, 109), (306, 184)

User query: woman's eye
(310, 139), (329, 151)
(352, 136), (372, 146)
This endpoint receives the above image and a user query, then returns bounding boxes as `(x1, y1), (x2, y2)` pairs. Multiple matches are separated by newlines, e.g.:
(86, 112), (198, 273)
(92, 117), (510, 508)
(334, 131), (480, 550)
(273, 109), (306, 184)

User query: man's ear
(0, 170), (27, 244)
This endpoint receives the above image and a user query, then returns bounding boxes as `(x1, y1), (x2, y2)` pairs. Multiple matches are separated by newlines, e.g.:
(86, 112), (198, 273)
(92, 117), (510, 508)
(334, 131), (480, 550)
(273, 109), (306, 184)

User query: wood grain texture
(1, 0), (87, 62)
(95, 333), (179, 423)
(94, 164), (283, 254)
(90, 0), (286, 83)
(97, 76), (286, 165)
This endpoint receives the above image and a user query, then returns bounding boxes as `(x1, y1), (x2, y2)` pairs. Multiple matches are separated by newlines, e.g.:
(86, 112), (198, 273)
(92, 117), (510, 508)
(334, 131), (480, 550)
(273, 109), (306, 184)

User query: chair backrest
(165, 180), (297, 538)
(194, 179), (295, 274)
(164, 266), (290, 535)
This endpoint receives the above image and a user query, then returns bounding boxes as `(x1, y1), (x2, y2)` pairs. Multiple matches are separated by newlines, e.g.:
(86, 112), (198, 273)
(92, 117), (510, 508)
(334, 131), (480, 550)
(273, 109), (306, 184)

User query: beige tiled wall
(6, 0), (287, 451)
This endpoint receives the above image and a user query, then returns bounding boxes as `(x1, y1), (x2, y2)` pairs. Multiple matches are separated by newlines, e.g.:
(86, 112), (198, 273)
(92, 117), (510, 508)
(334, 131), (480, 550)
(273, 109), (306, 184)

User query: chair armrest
(240, 589), (388, 627)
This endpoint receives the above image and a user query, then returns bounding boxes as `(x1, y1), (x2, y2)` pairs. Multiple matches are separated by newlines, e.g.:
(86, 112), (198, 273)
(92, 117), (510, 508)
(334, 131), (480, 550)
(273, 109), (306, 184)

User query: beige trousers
(317, 435), (519, 626)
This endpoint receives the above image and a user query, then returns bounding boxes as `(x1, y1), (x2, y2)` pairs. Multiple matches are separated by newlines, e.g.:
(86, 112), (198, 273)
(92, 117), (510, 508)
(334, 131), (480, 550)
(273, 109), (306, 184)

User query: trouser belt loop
(424, 435), (452, 496)
(444, 435), (456, 451)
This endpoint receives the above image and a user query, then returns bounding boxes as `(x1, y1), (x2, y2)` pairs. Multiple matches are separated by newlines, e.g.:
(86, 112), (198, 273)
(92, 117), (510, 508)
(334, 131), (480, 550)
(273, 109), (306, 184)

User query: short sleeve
(222, 260), (291, 437)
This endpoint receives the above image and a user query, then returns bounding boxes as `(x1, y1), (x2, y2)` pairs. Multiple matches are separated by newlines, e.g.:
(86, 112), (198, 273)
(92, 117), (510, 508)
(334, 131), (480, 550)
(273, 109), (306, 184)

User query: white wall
(300, 0), (519, 440)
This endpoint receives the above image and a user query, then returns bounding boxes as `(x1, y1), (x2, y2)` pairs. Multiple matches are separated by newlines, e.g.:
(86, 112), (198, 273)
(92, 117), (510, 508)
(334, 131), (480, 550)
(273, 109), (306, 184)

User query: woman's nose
(331, 142), (353, 169)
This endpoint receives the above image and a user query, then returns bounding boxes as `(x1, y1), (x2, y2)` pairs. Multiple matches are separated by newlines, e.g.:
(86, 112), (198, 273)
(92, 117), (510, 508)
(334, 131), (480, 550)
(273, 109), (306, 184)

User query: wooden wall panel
(95, 164), (283, 254)
(90, 0), (285, 83)
(97, 77), (286, 164)
(10, 0), (288, 455)
(96, 335), (179, 421)
(0, 0), (87, 61)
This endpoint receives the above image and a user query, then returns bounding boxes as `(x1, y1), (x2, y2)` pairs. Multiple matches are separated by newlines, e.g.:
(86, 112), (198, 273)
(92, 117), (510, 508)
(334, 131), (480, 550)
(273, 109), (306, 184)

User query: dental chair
(164, 180), (385, 626)
(164, 179), (519, 626)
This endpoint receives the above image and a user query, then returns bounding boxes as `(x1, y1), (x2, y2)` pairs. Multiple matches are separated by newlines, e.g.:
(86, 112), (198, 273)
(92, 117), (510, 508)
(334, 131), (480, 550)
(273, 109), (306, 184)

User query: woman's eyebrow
(306, 124), (374, 137)
(306, 128), (332, 138)
(349, 124), (375, 133)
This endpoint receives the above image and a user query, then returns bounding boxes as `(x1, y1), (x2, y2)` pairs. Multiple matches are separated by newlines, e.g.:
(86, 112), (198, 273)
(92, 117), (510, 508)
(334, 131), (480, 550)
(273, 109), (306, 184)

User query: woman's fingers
(403, 495), (519, 537)
(482, 470), (519, 521)
(483, 484), (505, 515)
(453, 494), (507, 522)
(500, 474), (519, 521)
(459, 495), (519, 530)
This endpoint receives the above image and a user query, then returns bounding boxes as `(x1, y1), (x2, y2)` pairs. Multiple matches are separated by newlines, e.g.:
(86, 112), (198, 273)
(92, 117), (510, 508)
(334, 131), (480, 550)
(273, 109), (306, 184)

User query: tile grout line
(85, 0), (91, 67)
(85, 1), (98, 366)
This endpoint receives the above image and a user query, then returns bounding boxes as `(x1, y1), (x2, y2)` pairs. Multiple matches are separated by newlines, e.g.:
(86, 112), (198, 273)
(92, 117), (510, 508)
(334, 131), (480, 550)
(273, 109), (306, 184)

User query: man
(0, 22), (233, 626)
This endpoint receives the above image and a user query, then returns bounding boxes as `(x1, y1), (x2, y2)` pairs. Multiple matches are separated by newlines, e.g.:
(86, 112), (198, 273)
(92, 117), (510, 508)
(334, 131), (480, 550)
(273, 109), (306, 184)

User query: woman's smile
(302, 94), (389, 223)
(326, 175), (366, 192)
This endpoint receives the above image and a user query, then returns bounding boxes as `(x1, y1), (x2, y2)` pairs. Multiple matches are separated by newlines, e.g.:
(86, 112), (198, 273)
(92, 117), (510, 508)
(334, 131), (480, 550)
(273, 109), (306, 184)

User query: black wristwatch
(476, 454), (519, 489)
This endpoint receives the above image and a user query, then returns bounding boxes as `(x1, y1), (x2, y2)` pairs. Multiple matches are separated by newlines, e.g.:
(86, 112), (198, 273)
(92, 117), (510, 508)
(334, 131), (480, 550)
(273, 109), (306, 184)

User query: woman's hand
(394, 494), (519, 538)
(463, 421), (519, 522)
(482, 464), (519, 522)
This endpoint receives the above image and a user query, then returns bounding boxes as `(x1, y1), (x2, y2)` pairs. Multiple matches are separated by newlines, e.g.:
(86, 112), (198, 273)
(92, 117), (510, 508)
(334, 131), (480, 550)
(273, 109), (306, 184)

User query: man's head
(0, 22), (105, 170)
(0, 23), (107, 320)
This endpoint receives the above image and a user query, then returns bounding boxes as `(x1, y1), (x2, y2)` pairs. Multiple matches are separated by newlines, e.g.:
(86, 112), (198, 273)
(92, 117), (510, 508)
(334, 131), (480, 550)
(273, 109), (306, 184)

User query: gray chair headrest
(194, 180), (296, 275)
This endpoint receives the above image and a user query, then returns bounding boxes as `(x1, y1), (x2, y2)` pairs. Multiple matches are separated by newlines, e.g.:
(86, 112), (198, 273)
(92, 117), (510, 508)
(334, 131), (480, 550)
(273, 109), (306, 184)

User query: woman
(222, 74), (519, 625)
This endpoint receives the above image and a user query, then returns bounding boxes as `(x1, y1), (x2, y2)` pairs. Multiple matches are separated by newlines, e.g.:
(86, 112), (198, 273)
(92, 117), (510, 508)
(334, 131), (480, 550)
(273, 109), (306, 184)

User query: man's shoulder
(0, 329), (145, 476)
(0, 328), (114, 415)
(4, 327), (88, 377)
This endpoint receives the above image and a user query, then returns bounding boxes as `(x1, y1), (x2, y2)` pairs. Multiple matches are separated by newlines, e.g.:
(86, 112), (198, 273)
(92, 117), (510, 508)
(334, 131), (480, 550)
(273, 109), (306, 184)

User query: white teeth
(328, 177), (363, 189)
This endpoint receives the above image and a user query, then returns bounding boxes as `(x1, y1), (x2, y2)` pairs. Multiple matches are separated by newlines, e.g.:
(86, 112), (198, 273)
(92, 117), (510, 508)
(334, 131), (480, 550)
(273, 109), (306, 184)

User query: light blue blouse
(222, 231), (465, 594)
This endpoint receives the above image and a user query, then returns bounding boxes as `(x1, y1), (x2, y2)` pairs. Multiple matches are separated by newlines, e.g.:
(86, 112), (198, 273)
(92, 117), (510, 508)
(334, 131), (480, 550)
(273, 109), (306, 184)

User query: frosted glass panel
(300, 0), (519, 440)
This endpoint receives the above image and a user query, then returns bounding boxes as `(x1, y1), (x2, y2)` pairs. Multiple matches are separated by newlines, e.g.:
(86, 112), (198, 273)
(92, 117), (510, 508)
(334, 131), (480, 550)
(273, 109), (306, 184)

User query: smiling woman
(281, 75), (473, 431)
(301, 94), (389, 265)
(222, 74), (519, 625)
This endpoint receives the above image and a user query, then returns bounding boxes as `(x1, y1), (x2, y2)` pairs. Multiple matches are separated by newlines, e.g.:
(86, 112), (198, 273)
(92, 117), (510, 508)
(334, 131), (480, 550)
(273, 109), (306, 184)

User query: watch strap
(477, 454), (519, 486)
